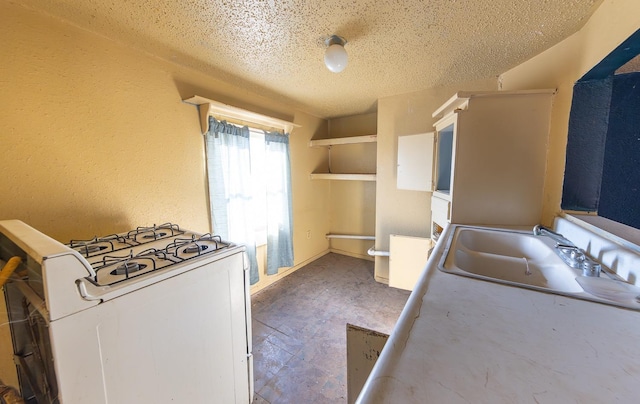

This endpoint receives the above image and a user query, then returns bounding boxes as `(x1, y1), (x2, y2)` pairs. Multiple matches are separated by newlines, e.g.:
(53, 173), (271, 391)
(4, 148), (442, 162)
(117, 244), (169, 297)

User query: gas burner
(142, 232), (167, 240)
(111, 262), (146, 276)
(126, 223), (182, 242)
(68, 234), (131, 257)
(183, 244), (209, 254)
(92, 248), (182, 286)
(164, 234), (230, 260)
(196, 234), (230, 250)
(75, 244), (108, 254)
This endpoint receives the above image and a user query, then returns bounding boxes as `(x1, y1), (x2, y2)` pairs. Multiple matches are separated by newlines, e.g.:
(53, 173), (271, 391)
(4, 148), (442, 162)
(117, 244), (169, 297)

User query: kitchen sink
(438, 225), (640, 310)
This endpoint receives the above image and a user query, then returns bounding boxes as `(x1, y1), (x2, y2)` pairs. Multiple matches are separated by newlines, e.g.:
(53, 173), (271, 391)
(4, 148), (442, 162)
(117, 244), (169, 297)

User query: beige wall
(500, 0), (640, 226)
(0, 1), (330, 386)
(374, 79), (496, 282)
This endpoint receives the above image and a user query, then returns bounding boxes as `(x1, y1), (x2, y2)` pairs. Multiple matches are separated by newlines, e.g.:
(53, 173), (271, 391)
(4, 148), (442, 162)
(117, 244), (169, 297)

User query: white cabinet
(430, 90), (555, 239)
(389, 235), (432, 291)
(397, 132), (434, 191)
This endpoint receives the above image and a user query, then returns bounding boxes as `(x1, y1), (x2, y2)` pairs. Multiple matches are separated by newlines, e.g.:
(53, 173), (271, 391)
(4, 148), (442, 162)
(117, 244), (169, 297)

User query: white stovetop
(357, 223), (640, 403)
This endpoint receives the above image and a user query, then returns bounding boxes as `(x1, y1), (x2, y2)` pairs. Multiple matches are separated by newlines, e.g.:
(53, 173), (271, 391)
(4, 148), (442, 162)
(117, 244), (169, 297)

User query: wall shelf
(310, 173), (377, 181)
(309, 134), (377, 147)
(183, 95), (299, 134)
(310, 134), (377, 181)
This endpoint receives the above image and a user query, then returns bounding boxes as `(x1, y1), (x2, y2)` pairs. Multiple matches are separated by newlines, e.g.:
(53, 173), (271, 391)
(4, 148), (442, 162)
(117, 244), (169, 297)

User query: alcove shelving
(309, 134), (377, 181)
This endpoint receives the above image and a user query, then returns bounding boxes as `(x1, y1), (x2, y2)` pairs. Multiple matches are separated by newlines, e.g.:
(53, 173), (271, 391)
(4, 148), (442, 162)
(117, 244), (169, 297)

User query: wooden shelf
(310, 135), (377, 147)
(310, 173), (377, 181)
(183, 95), (300, 134)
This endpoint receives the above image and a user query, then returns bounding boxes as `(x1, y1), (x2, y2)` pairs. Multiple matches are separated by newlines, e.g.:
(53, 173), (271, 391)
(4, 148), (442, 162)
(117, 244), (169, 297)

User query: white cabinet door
(389, 235), (432, 291)
(397, 132), (434, 191)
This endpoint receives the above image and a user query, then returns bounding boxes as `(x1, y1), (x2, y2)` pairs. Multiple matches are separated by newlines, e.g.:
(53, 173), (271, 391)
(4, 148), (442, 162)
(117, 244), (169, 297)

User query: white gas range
(0, 220), (253, 404)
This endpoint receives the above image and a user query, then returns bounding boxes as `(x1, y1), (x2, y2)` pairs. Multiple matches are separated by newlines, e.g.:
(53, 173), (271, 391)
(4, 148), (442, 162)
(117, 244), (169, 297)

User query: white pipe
(367, 246), (390, 257)
(325, 234), (375, 240)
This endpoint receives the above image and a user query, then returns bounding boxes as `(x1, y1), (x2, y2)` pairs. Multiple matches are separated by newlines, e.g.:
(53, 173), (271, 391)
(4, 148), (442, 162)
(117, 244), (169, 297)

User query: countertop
(357, 225), (640, 403)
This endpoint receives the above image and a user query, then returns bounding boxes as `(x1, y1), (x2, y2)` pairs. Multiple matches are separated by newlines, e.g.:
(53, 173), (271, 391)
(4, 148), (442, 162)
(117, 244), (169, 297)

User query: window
(205, 117), (294, 285)
(250, 129), (268, 246)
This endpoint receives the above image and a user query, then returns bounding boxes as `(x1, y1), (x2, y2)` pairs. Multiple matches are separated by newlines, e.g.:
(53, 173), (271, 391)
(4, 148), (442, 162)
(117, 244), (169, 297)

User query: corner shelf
(310, 173), (377, 181)
(310, 134), (377, 181)
(309, 134), (377, 147)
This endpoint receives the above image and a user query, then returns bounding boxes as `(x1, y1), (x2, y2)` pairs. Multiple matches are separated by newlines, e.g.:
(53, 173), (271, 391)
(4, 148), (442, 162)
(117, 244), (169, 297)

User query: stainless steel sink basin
(439, 226), (582, 293)
(438, 225), (640, 310)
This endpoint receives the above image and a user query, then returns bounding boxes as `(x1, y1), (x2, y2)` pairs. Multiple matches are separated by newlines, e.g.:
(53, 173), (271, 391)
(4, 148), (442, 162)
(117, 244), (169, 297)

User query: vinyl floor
(251, 253), (411, 403)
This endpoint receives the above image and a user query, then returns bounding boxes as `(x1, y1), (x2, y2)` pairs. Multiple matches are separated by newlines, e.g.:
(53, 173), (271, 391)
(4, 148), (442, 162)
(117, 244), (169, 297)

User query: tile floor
(250, 253), (411, 403)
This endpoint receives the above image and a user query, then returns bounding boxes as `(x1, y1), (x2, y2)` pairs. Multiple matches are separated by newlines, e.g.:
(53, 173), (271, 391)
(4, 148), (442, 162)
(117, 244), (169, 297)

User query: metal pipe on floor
(325, 234), (375, 240)
(367, 246), (390, 257)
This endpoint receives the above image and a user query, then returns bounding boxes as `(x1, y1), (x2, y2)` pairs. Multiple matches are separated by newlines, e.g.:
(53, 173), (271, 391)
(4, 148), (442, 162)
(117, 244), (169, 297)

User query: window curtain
(205, 117), (259, 284)
(264, 131), (294, 275)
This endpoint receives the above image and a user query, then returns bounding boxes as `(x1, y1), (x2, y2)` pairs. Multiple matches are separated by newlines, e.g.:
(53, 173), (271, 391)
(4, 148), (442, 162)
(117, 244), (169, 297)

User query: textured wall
(1, 3), (206, 239)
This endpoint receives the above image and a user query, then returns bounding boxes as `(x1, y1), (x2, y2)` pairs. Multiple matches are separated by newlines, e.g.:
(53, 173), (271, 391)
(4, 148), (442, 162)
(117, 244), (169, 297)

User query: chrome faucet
(533, 224), (572, 244)
(533, 225), (601, 277)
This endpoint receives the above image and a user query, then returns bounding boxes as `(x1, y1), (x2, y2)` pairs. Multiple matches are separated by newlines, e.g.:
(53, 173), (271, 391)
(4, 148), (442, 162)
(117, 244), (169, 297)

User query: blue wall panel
(561, 78), (612, 211)
(598, 73), (640, 228)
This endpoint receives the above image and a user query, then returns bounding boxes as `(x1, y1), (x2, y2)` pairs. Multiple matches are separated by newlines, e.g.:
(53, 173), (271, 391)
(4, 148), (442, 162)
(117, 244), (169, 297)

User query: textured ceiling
(20, 0), (603, 118)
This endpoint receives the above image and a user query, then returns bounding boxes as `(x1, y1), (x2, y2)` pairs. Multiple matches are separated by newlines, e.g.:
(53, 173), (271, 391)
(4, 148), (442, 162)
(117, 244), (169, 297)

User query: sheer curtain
(264, 131), (294, 275)
(205, 117), (259, 284)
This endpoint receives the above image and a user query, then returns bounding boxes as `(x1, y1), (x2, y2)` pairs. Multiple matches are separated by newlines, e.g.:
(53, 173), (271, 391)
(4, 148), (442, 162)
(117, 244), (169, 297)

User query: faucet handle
(556, 244), (582, 256)
(581, 260), (601, 277)
(555, 243), (578, 249)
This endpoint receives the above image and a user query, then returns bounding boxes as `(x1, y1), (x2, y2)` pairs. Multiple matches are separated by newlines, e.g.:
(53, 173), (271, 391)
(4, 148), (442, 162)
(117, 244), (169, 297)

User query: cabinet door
(397, 132), (434, 191)
(346, 324), (389, 404)
(389, 235), (432, 291)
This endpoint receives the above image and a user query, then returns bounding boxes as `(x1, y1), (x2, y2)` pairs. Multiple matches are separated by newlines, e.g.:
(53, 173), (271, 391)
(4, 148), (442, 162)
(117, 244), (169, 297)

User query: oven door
(4, 280), (58, 403)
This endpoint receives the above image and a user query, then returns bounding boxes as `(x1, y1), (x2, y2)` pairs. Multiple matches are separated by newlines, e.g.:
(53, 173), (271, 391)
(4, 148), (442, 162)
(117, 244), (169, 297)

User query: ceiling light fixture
(324, 35), (348, 73)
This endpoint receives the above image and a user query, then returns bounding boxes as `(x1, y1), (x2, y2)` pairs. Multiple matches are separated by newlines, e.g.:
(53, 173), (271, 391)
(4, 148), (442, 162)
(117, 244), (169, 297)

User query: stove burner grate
(93, 248), (176, 283)
(127, 223), (182, 242)
(80, 244), (108, 254)
(68, 234), (132, 257)
(166, 233), (230, 259)
(83, 228), (232, 286)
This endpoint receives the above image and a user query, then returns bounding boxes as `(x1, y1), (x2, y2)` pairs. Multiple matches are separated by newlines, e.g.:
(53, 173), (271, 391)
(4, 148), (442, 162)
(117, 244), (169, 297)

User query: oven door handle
(0, 256), (23, 288)
(243, 251), (250, 271)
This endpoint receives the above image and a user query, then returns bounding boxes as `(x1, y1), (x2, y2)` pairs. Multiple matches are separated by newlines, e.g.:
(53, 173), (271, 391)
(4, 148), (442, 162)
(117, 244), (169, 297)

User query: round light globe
(324, 44), (348, 73)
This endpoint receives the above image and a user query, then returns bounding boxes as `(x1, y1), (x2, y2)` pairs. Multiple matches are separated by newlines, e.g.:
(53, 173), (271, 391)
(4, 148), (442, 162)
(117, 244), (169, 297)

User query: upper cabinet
(430, 90), (556, 239)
